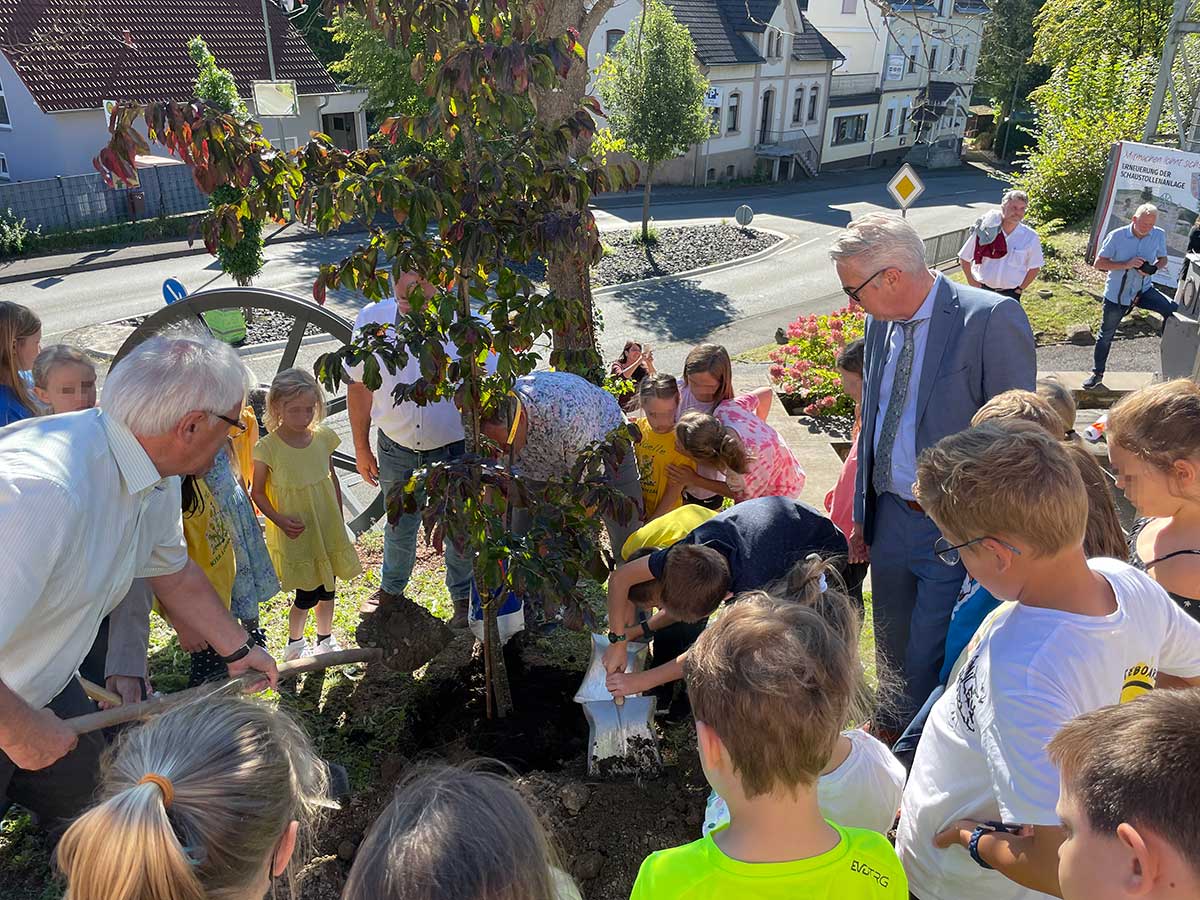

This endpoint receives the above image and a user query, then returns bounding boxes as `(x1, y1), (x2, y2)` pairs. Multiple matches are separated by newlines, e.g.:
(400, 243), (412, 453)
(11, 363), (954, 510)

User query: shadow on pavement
(607, 277), (738, 343)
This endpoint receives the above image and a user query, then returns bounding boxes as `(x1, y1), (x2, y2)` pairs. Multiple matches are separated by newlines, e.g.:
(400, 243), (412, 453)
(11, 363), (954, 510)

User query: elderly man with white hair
(0, 335), (278, 835)
(830, 213), (1036, 739)
(1086, 202), (1179, 389)
(958, 189), (1044, 301)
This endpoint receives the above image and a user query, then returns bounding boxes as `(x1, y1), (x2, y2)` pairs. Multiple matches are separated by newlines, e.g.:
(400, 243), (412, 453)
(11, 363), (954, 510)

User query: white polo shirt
(959, 222), (1045, 291)
(345, 297), (469, 451)
(0, 410), (188, 708)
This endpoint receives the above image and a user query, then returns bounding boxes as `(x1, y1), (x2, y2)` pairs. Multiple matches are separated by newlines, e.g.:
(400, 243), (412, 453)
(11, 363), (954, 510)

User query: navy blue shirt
(647, 496), (847, 594)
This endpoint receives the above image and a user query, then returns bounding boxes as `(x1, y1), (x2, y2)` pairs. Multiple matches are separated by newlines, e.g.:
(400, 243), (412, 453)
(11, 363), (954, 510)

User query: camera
(1137, 259), (1158, 275)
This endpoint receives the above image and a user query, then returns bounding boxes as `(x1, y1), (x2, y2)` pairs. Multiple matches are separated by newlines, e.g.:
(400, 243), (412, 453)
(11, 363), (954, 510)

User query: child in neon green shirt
(629, 561), (907, 900)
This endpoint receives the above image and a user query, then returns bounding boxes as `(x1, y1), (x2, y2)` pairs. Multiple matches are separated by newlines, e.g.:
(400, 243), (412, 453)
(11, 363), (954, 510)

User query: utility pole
(1000, 65), (1021, 160)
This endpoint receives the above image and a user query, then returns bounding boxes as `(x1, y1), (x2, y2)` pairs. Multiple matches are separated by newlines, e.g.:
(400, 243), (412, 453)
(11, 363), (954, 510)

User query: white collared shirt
(873, 273), (941, 500)
(959, 222), (1045, 291)
(346, 298), (475, 451)
(0, 409), (188, 708)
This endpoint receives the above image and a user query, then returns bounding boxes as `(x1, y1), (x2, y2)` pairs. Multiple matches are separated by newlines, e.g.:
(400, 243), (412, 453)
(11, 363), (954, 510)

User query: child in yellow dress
(252, 369), (361, 661)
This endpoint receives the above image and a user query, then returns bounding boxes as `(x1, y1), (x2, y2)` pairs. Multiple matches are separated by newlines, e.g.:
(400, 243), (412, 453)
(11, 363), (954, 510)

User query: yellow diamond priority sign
(887, 163), (925, 214)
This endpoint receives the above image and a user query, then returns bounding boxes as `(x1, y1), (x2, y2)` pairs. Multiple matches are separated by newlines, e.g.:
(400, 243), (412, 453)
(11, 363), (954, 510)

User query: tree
(1032, 0), (1172, 67)
(98, 0), (639, 718)
(329, 13), (425, 121)
(595, 0), (713, 241)
(975, 0), (1049, 118)
(1013, 54), (1157, 223)
(188, 37), (264, 287)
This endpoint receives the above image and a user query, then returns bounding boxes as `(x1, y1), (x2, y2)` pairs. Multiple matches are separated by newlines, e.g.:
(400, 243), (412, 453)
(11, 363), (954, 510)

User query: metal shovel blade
(576, 633), (663, 776)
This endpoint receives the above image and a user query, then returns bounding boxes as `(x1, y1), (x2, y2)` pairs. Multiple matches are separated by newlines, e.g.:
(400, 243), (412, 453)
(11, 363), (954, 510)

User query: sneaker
(284, 638), (311, 661)
(1082, 372), (1104, 390)
(313, 635), (343, 655)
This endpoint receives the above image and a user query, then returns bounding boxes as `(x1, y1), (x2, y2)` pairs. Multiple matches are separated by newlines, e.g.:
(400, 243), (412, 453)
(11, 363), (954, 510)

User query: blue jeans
(869, 493), (966, 733)
(1094, 285), (1178, 375)
(376, 433), (473, 600)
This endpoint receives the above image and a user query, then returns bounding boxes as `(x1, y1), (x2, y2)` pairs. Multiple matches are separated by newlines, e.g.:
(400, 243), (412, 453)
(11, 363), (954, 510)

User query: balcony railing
(830, 73), (881, 96)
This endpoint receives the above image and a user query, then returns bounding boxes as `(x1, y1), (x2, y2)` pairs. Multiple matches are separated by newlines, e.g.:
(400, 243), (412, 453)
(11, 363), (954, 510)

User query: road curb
(593, 228), (796, 296)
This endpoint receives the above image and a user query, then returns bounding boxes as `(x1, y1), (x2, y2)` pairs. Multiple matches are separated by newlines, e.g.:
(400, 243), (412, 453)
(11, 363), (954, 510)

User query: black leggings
(294, 585), (334, 610)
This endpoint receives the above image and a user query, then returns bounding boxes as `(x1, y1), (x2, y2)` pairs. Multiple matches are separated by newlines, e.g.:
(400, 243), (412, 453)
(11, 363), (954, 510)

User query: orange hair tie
(138, 773), (174, 809)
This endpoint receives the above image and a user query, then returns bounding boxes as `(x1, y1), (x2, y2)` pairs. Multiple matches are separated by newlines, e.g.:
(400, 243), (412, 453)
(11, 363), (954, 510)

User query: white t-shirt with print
(898, 557), (1200, 900)
(703, 728), (906, 836)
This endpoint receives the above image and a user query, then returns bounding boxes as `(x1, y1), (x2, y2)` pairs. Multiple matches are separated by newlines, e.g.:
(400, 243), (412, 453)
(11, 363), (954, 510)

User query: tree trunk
(527, 0), (616, 382)
(641, 163), (654, 242)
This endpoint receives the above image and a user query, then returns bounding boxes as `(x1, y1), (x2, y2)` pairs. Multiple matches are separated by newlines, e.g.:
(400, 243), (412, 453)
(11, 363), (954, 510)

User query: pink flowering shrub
(768, 304), (866, 418)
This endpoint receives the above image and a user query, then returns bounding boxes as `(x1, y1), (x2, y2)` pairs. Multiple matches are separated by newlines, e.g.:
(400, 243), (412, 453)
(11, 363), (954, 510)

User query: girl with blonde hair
(56, 695), (328, 900)
(251, 368), (361, 661)
(0, 300), (41, 424)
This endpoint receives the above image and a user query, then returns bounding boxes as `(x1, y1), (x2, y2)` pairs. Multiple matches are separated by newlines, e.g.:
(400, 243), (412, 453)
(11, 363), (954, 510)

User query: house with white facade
(588, 0), (844, 184)
(0, 0), (367, 183)
(804, 0), (986, 169)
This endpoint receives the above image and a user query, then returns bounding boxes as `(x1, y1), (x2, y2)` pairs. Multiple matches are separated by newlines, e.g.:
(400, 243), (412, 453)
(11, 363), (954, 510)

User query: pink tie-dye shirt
(714, 393), (806, 502)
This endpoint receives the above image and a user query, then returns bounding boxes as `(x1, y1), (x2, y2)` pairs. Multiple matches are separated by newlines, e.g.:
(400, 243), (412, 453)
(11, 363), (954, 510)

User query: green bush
(0, 208), (39, 257)
(1014, 54), (1156, 224)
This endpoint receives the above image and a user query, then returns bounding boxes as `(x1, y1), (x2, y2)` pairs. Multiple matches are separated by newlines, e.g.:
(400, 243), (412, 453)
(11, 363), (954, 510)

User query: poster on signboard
(1089, 140), (1200, 289)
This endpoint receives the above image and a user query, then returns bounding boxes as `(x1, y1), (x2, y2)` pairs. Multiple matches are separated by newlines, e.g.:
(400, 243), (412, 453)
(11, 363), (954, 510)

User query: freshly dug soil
(355, 593), (452, 672)
(300, 632), (707, 899)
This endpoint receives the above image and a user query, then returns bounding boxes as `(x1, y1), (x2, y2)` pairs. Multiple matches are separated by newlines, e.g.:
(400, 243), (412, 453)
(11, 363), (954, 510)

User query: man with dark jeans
(1086, 203), (1178, 389)
(348, 274), (481, 627)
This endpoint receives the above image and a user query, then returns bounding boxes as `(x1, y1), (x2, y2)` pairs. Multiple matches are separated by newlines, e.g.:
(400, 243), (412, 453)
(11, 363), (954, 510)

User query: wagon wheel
(111, 287), (385, 536)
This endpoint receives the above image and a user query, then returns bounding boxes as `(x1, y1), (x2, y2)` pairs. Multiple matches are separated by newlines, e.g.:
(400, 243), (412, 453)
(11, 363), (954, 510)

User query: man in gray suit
(830, 213), (1036, 735)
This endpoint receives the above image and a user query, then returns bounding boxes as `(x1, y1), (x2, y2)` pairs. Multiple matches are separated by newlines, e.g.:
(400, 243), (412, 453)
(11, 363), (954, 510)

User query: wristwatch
(968, 821), (1022, 870)
(607, 631), (627, 644)
(218, 635), (256, 664)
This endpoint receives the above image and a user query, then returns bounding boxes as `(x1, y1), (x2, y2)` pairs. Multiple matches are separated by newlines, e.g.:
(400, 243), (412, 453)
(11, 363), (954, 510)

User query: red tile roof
(0, 0), (338, 113)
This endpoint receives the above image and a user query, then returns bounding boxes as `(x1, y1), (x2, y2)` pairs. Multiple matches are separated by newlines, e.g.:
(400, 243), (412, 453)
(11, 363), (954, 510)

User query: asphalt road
(15, 165), (1005, 369)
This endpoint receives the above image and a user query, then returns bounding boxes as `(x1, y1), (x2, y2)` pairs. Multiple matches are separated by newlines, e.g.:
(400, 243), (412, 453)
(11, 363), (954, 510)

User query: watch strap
(218, 636), (255, 664)
(968, 826), (994, 869)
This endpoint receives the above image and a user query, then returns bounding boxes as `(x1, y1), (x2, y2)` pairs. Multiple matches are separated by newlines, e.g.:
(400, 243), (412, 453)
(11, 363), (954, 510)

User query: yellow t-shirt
(630, 822), (907, 900)
(621, 504), (717, 561)
(635, 425), (696, 518)
(182, 478), (236, 608)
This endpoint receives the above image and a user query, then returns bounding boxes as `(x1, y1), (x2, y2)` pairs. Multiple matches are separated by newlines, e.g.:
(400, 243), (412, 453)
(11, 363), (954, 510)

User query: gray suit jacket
(854, 277), (1036, 543)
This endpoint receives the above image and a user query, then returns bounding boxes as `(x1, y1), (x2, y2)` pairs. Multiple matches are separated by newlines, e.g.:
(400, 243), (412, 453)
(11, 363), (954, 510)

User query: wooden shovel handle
(68, 648), (382, 736)
(80, 679), (124, 708)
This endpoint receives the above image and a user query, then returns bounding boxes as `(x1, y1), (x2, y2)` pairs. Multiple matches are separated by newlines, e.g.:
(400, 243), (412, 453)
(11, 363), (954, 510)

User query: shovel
(575, 634), (662, 776)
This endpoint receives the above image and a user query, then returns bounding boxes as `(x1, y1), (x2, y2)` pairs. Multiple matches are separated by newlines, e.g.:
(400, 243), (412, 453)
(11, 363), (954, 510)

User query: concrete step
(1038, 370), (1157, 410)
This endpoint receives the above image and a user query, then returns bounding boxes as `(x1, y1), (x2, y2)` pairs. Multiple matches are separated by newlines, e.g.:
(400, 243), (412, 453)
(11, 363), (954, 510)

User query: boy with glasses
(896, 421), (1200, 900)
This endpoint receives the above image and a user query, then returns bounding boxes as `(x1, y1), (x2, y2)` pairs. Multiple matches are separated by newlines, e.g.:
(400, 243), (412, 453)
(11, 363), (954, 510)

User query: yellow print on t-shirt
(1120, 662), (1158, 703)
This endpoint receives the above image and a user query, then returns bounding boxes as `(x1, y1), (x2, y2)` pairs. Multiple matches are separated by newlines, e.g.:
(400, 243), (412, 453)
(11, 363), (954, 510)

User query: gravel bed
(593, 224), (781, 286)
(118, 308), (325, 347)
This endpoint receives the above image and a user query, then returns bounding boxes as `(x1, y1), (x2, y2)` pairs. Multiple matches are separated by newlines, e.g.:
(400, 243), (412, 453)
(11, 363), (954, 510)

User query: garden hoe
(575, 633), (662, 776)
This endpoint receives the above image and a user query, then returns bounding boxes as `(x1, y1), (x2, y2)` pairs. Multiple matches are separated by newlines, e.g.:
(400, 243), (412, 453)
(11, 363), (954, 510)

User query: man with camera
(1085, 203), (1177, 389)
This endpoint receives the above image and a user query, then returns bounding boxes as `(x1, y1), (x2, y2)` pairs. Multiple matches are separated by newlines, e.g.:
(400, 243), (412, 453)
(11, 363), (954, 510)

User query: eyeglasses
(211, 412), (248, 435)
(934, 535), (1023, 566)
(842, 268), (888, 303)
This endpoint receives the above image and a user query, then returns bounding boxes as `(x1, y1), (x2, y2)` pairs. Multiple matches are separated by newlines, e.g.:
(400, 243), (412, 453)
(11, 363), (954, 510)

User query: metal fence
(0, 164), (208, 233)
(925, 225), (972, 268)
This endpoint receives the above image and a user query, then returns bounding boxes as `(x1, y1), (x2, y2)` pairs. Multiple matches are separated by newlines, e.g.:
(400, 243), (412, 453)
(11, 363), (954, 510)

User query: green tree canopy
(330, 12), (426, 121)
(595, 0), (713, 239)
(1032, 0), (1172, 67)
(975, 0), (1049, 118)
(1013, 54), (1157, 223)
